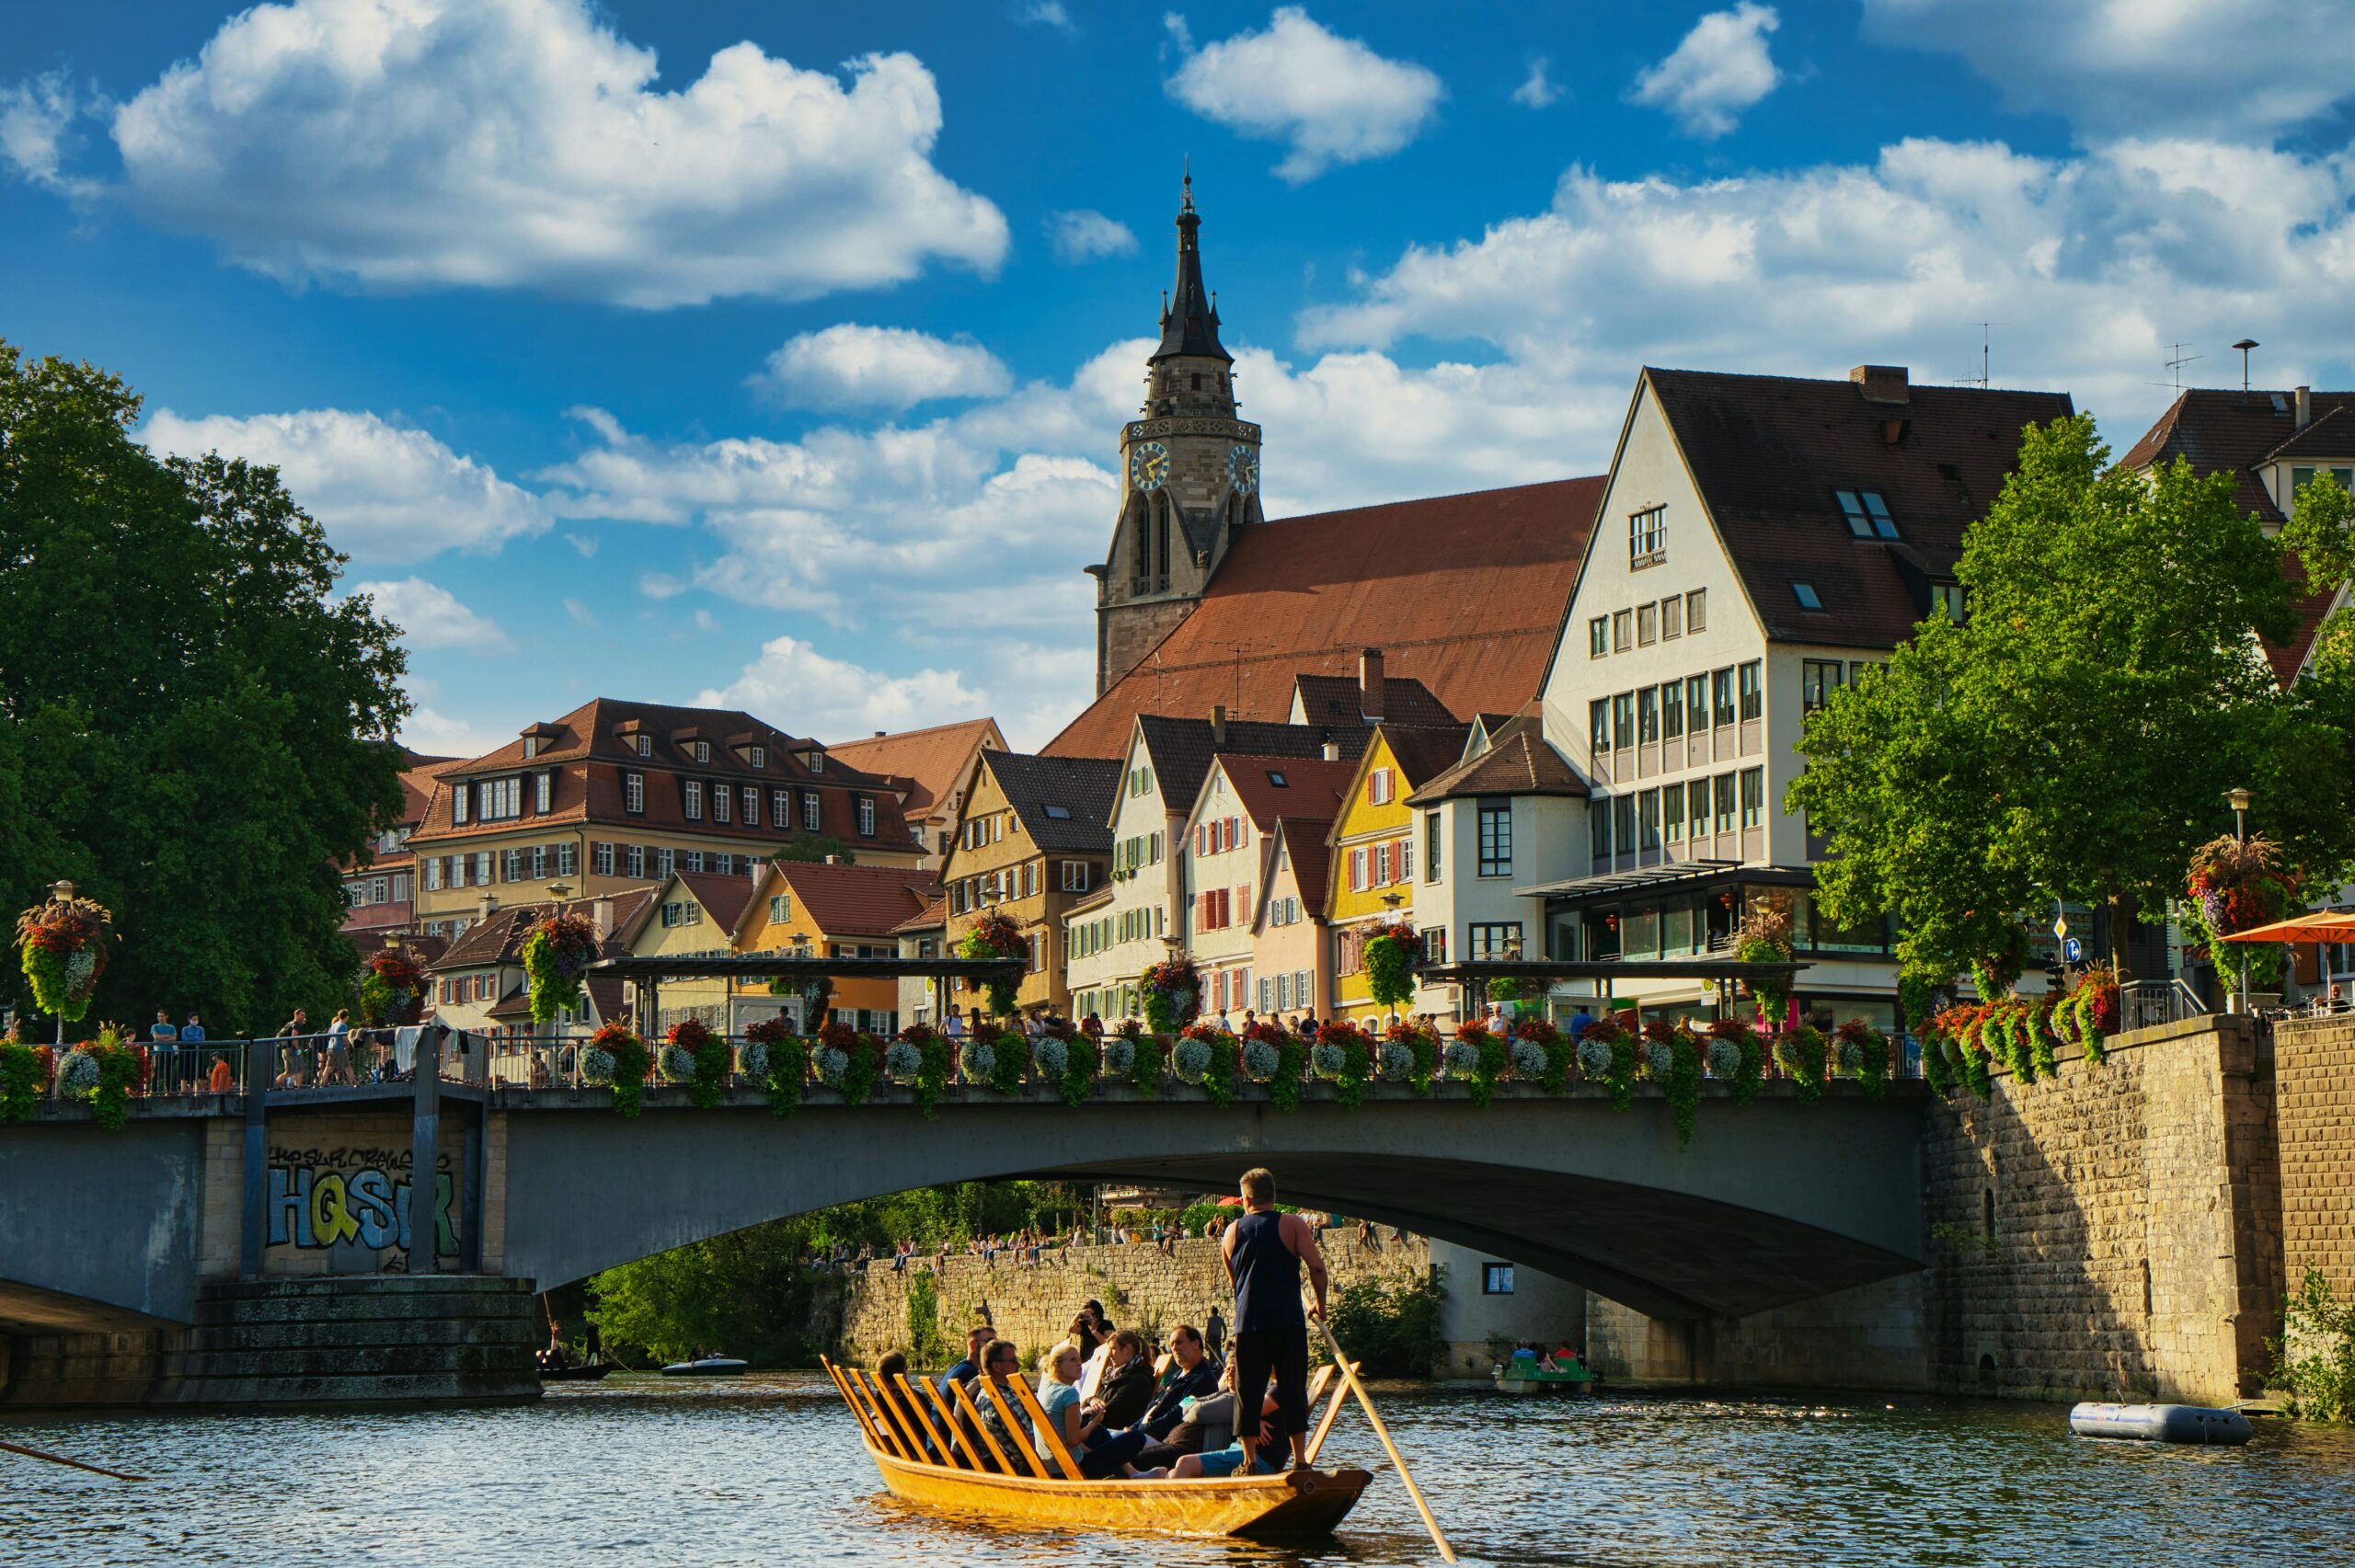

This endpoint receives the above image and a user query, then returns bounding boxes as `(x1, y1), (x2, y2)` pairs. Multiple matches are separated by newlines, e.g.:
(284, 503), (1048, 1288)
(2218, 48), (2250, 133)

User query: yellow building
(1325, 726), (1467, 1021)
(737, 859), (941, 1034)
(939, 750), (1121, 1019)
(629, 870), (759, 1036)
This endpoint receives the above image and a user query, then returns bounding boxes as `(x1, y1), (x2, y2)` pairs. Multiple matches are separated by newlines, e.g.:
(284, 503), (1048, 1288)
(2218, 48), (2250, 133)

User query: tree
(1791, 414), (2352, 981)
(0, 343), (409, 1035)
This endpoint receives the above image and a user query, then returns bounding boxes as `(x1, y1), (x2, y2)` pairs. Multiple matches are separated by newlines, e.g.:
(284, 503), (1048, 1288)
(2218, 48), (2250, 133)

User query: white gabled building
(1533, 364), (2074, 1028)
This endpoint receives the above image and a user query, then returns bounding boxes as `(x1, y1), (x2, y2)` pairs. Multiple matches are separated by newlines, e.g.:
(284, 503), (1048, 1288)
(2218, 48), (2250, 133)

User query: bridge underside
(1038, 1155), (1914, 1320)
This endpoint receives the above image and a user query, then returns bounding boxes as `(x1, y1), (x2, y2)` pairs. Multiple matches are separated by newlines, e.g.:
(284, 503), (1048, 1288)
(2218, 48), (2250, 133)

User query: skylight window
(1793, 582), (1824, 611)
(1266, 771), (1288, 786)
(1836, 489), (1900, 540)
(1043, 804), (1072, 819)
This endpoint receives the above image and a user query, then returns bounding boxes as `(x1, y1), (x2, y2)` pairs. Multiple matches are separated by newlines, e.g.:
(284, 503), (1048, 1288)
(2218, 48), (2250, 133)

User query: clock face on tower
(1228, 443), (1259, 494)
(1129, 441), (1170, 491)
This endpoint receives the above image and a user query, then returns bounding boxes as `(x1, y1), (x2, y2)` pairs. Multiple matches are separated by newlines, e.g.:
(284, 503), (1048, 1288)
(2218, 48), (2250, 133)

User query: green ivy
(1056, 1034), (1100, 1108)
(0, 1041), (41, 1124)
(1401, 1031), (1439, 1098)
(1595, 1031), (1639, 1113)
(984, 1033), (1028, 1096)
(764, 1035), (810, 1118)
(608, 1033), (652, 1118)
(1961, 1043), (1993, 1099)
(1665, 1032), (1704, 1147)
(687, 1035), (731, 1110)
(1362, 934), (1416, 1010)
(1533, 1036), (1573, 1095)
(1775, 1026), (1828, 1106)
(1266, 1035), (1309, 1114)
(2078, 992), (2107, 1065)
(1331, 1036), (1373, 1113)
(1922, 1031), (1953, 1096)
(912, 1031), (957, 1118)
(838, 1035), (880, 1109)
(1729, 1029), (1765, 1107)
(1465, 1031), (1511, 1108)
(1198, 1034), (1237, 1107)
(2029, 1005), (2059, 1080)
(1126, 1033), (1163, 1098)
(1851, 1029), (1890, 1103)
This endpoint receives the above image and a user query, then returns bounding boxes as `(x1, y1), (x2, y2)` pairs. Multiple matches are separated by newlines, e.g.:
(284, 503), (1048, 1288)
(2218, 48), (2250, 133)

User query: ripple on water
(5, 1377), (2352, 1568)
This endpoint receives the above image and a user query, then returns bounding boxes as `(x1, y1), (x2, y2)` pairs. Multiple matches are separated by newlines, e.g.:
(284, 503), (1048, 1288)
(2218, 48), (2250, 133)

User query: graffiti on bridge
(267, 1144), (457, 1265)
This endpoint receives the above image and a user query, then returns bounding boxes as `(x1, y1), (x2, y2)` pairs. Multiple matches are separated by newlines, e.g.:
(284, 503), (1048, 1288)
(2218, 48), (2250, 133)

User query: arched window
(1227, 491), (1241, 533)
(1132, 497), (1150, 589)
(1153, 494), (1172, 588)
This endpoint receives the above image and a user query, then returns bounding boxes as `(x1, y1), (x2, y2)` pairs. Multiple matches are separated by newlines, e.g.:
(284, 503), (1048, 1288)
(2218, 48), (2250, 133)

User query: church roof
(1153, 174), (1229, 364)
(1044, 476), (1604, 759)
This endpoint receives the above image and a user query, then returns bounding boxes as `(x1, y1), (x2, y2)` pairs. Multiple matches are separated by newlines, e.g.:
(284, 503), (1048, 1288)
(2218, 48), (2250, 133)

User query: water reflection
(5, 1375), (2351, 1567)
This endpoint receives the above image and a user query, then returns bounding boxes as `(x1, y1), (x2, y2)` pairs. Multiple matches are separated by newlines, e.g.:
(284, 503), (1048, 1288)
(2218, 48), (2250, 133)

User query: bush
(2276, 1266), (2355, 1422)
(1321, 1267), (1447, 1379)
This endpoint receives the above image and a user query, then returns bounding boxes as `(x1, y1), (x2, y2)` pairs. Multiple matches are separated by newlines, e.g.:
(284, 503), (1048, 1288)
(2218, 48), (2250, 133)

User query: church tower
(1090, 173), (1264, 696)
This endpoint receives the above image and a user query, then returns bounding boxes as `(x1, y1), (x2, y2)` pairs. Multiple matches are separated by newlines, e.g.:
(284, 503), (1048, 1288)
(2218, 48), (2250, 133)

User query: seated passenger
(1082, 1322), (1219, 1476)
(1145, 1386), (1283, 1480)
(1035, 1343), (1107, 1473)
(1126, 1349), (1238, 1472)
(873, 1350), (925, 1457)
(962, 1340), (1030, 1471)
(1087, 1329), (1156, 1433)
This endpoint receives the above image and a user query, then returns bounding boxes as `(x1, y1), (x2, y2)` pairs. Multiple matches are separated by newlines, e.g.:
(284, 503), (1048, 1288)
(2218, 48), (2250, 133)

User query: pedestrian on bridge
(149, 1011), (179, 1094)
(1221, 1167), (1327, 1474)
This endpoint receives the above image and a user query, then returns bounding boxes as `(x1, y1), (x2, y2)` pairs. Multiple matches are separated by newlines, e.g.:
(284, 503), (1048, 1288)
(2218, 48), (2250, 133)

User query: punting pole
(0, 1438), (149, 1482)
(1313, 1312), (1455, 1563)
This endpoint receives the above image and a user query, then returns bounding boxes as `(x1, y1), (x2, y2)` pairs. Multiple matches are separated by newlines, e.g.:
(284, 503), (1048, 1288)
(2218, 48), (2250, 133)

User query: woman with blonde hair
(1034, 1341), (1108, 1472)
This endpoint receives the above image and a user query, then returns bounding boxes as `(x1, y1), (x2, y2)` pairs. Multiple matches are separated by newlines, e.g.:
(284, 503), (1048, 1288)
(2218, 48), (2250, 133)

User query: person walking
(1220, 1166), (1327, 1473)
(1205, 1304), (1227, 1365)
(274, 1008), (311, 1087)
(149, 1010), (179, 1094)
(323, 1009), (357, 1086)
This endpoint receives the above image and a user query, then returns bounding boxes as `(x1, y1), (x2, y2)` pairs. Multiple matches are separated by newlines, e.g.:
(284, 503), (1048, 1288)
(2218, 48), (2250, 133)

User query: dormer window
(808, 750), (825, 773)
(694, 740), (710, 764)
(750, 746), (765, 770)
(523, 736), (538, 761)
(635, 735), (651, 758)
(1930, 583), (1967, 624)
(1837, 490), (1900, 539)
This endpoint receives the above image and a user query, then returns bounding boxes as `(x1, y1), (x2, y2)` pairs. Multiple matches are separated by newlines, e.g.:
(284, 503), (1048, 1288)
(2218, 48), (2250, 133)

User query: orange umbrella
(2219, 910), (2355, 944)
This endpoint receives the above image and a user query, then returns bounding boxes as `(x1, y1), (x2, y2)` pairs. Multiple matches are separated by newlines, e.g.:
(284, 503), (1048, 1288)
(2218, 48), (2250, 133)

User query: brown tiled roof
(430, 886), (658, 971)
(1645, 368), (2074, 651)
(1063, 884), (1116, 917)
(1044, 477), (1604, 759)
(344, 925), (449, 967)
(774, 861), (942, 940)
(1406, 715), (1588, 804)
(892, 895), (949, 936)
(979, 751), (1122, 852)
(585, 977), (629, 1027)
(1137, 715), (1374, 820)
(674, 870), (757, 933)
(1272, 818), (1333, 915)
(826, 718), (1005, 818)
(1217, 754), (1355, 829)
(1380, 725), (1475, 791)
(2118, 387), (2355, 681)
(1290, 673), (1458, 730)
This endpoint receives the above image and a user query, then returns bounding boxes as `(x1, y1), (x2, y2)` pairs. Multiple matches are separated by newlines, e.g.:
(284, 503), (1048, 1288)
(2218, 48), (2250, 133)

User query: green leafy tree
(0, 343), (408, 1034)
(1793, 415), (2352, 978)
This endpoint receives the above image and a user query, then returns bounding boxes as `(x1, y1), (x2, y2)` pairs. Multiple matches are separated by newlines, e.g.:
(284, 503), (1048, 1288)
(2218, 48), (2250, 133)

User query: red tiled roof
(674, 870), (757, 933)
(892, 895), (949, 936)
(1290, 673), (1458, 730)
(431, 886), (659, 971)
(1043, 477), (1604, 759)
(1138, 715), (1376, 819)
(775, 861), (943, 940)
(1216, 754), (1355, 829)
(1645, 368), (2074, 651)
(1273, 818), (1333, 915)
(2119, 387), (2355, 682)
(1406, 715), (1587, 803)
(826, 718), (1005, 818)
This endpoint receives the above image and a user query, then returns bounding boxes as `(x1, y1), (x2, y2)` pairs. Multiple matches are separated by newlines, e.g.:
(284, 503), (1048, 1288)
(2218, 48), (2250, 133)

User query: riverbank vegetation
(1323, 1268), (1447, 1379)
(2275, 1266), (2355, 1423)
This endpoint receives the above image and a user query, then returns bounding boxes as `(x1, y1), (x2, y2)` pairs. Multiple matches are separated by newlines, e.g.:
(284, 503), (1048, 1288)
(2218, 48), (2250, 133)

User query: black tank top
(1230, 1210), (1304, 1333)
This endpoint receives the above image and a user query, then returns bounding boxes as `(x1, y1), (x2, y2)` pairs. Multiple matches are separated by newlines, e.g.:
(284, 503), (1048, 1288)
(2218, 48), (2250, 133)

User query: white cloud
(142, 406), (549, 563)
(399, 704), (508, 760)
(563, 597), (599, 628)
(751, 324), (1012, 411)
(1018, 1), (1076, 31)
(699, 635), (994, 742)
(1862, 0), (2355, 142)
(1048, 209), (1139, 263)
(1511, 58), (1562, 110)
(564, 532), (599, 557)
(1166, 7), (1442, 183)
(1300, 134), (2355, 439)
(1630, 4), (1780, 139)
(0, 70), (95, 192)
(347, 577), (512, 651)
(76, 0), (1005, 308)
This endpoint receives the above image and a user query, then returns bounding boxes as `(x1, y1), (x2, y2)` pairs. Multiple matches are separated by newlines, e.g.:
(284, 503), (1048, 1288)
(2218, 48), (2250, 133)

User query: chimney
(824, 853), (841, 865)
(873, 729), (886, 738)
(592, 898), (615, 938)
(1320, 740), (1340, 761)
(477, 892), (499, 921)
(1360, 647), (1385, 721)
(1211, 704), (1228, 747)
(2296, 385), (2313, 428)
(1850, 364), (1911, 405)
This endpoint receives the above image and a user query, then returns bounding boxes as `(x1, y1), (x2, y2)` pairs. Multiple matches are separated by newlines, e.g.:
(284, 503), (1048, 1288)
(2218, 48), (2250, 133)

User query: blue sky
(6, 1), (2354, 753)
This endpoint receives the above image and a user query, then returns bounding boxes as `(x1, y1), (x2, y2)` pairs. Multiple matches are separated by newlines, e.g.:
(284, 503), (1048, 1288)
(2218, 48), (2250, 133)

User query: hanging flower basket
(958, 912), (1028, 1017)
(522, 913), (602, 1024)
(1139, 956), (1202, 1036)
(1361, 921), (1422, 1011)
(16, 892), (112, 1024)
(359, 948), (426, 1028)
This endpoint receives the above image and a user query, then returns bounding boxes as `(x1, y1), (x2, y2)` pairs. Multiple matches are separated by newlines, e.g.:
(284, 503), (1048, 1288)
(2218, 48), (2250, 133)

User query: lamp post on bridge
(2226, 786), (2254, 1015)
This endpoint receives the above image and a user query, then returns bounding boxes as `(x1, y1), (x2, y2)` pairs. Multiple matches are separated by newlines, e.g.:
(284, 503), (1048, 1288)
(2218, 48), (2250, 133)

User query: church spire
(1153, 167), (1230, 363)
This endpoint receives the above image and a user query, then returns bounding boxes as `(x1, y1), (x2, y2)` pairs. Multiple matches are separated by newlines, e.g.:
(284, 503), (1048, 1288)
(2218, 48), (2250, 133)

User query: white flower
(1511, 1037), (1548, 1080)
(737, 1039), (770, 1079)
(59, 1048), (101, 1093)
(1242, 1038), (1281, 1081)
(1032, 1036), (1068, 1079)
(1442, 1040), (1480, 1077)
(1310, 1041), (1348, 1081)
(1837, 1037), (1866, 1073)
(1100, 1037), (1134, 1074)
(1706, 1037), (1741, 1078)
(817, 1047), (850, 1086)
(63, 948), (98, 997)
(1376, 1039), (1415, 1081)
(1173, 1038), (1212, 1084)
(1642, 1038), (1674, 1078)
(658, 1044), (696, 1082)
(959, 1038), (995, 1083)
(884, 1040), (923, 1082)
(1577, 1037), (1614, 1079)
(580, 1046), (616, 1084)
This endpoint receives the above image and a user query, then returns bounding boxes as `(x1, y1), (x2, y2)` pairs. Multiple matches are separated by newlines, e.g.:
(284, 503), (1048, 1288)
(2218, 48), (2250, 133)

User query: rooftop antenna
(2233, 338), (2258, 392)
(1950, 322), (2002, 388)
(2164, 343), (2203, 393)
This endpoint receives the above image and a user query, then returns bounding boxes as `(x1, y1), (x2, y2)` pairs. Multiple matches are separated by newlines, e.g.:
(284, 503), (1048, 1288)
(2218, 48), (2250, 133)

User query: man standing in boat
(1221, 1167), (1328, 1473)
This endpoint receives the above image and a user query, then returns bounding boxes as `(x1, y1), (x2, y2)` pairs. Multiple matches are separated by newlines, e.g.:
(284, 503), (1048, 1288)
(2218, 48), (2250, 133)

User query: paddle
(1312, 1312), (1455, 1564)
(0, 1437), (149, 1482)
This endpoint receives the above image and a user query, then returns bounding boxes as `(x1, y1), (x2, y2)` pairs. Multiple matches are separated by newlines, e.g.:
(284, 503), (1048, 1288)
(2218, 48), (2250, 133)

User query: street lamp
(2225, 787), (2255, 1013)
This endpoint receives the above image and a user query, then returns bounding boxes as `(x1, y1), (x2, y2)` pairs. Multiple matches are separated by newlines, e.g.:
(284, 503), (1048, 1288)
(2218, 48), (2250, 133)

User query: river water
(6, 1375), (2352, 1567)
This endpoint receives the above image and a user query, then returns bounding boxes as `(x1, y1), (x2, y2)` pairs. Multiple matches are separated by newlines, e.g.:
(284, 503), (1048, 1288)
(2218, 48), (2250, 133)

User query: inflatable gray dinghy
(2069, 1402), (2251, 1445)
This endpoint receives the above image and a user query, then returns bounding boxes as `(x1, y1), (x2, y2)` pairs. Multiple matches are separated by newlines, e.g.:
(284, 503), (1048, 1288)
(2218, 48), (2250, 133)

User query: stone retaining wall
(2273, 1014), (2355, 1298)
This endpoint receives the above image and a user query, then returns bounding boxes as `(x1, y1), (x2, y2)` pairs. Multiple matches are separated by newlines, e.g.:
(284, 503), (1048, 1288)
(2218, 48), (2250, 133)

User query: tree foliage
(1792, 414), (2355, 979)
(0, 342), (408, 1033)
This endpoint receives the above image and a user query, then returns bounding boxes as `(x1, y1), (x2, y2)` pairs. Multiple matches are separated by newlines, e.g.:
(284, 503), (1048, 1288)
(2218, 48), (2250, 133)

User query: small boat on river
(1493, 1350), (1595, 1396)
(820, 1356), (1372, 1539)
(2069, 1402), (2252, 1445)
(661, 1356), (749, 1377)
(537, 1361), (615, 1382)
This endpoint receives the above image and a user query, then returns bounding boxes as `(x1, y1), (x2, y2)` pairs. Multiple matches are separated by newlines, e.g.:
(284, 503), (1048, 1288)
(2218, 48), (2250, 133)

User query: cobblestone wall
(833, 1233), (1433, 1368)
(1921, 1014), (2280, 1404)
(2273, 1014), (2355, 1296)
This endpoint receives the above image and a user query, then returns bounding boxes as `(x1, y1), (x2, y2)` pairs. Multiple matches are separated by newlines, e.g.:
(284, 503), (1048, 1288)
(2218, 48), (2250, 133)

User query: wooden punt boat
(820, 1356), (1373, 1539)
(537, 1361), (615, 1382)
